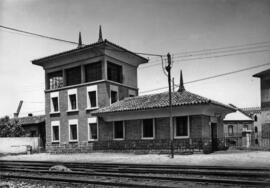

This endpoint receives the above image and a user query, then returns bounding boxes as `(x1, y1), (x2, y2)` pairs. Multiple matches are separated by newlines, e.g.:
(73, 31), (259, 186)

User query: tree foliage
(0, 116), (25, 137)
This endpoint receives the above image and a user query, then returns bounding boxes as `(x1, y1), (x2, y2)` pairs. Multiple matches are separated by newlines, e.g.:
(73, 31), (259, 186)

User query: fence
(225, 132), (270, 149)
(0, 137), (40, 154)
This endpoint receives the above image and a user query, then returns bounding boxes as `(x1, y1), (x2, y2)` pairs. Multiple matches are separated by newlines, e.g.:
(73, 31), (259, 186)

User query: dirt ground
(1, 150), (270, 168)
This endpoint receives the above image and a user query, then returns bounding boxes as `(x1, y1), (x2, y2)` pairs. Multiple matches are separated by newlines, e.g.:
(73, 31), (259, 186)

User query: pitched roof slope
(241, 107), (261, 115)
(32, 39), (148, 64)
(224, 110), (253, 121)
(92, 90), (234, 114)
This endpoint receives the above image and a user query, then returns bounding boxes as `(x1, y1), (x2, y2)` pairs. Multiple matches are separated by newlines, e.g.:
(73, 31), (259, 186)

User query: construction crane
(13, 100), (23, 118)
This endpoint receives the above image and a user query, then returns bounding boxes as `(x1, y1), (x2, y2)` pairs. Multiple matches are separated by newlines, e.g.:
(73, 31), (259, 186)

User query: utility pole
(165, 53), (174, 158)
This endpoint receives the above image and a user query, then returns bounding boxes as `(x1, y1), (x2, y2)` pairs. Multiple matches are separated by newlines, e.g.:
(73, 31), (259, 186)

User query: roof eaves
(32, 41), (104, 65)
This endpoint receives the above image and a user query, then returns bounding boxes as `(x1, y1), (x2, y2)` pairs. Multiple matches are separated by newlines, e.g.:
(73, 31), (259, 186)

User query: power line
(0, 25), (78, 45)
(172, 41), (270, 56)
(0, 25), (164, 58)
(139, 62), (270, 94)
(173, 49), (270, 62)
(138, 49), (270, 70)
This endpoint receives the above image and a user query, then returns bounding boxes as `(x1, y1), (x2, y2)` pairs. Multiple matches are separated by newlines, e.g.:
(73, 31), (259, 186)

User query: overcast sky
(0, 0), (270, 117)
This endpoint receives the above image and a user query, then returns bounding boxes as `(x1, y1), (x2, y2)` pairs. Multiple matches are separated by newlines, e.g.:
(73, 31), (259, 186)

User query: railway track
(1, 160), (270, 187)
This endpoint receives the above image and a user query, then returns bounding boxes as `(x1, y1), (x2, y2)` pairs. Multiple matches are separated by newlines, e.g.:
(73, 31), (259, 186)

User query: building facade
(33, 29), (234, 153)
(32, 30), (148, 152)
(253, 69), (270, 136)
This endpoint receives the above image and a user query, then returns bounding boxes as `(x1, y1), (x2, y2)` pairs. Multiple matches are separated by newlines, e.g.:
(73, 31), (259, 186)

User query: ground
(1, 150), (270, 168)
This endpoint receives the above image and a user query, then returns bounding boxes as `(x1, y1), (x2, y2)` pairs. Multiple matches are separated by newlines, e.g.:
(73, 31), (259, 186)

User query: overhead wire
(139, 62), (270, 94)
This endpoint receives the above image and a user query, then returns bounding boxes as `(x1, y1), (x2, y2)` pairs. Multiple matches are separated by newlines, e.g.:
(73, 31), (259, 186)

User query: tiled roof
(92, 90), (235, 115)
(224, 110), (253, 121)
(241, 107), (261, 115)
(32, 39), (148, 64)
(253, 68), (270, 77)
(12, 115), (45, 125)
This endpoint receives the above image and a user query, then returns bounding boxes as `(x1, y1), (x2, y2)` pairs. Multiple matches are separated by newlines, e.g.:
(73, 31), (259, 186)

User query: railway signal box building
(33, 30), (234, 153)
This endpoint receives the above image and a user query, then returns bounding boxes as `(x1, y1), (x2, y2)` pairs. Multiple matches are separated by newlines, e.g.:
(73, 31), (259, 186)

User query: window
(85, 62), (102, 82)
(114, 121), (124, 140)
(174, 116), (189, 138)
(51, 121), (60, 142)
(50, 92), (59, 113)
(68, 89), (77, 111)
(48, 71), (63, 89)
(88, 117), (98, 141)
(107, 62), (123, 83)
(128, 89), (136, 97)
(110, 85), (118, 104)
(254, 115), (258, 122)
(142, 119), (155, 139)
(228, 125), (234, 136)
(243, 124), (248, 131)
(69, 119), (78, 141)
(255, 126), (258, 133)
(87, 85), (98, 109)
(66, 66), (81, 86)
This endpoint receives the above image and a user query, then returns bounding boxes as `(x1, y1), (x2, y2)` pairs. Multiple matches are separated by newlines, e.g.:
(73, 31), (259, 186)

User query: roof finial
(178, 70), (185, 92)
(98, 25), (103, 42)
(78, 32), (82, 48)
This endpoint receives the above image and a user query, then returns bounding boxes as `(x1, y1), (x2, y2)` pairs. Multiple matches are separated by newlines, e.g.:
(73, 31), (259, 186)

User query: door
(211, 123), (218, 151)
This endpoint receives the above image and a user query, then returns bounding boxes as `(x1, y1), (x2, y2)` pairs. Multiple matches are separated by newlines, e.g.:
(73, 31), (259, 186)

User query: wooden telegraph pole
(165, 53), (174, 158)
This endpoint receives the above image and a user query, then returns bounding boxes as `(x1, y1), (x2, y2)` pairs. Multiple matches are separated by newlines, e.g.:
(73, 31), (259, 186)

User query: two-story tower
(32, 29), (148, 152)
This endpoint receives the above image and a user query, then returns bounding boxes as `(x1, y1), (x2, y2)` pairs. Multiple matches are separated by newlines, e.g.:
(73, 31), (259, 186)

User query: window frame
(174, 116), (190, 139)
(141, 119), (155, 140)
(85, 61), (102, 83)
(110, 85), (119, 105)
(113, 121), (125, 140)
(228, 125), (234, 136)
(67, 89), (78, 111)
(88, 117), (98, 141)
(86, 85), (98, 110)
(47, 70), (63, 90)
(68, 119), (78, 142)
(51, 121), (60, 143)
(65, 66), (81, 86)
(107, 61), (123, 83)
(50, 92), (60, 114)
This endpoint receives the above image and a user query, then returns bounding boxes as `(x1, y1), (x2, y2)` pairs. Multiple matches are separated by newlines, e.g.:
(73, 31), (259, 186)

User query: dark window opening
(228, 125), (234, 136)
(52, 126), (59, 141)
(143, 119), (154, 138)
(89, 123), (97, 140)
(254, 115), (258, 122)
(66, 66), (81, 86)
(70, 124), (77, 140)
(107, 62), (123, 83)
(69, 94), (77, 110)
(111, 90), (118, 104)
(85, 62), (102, 82)
(48, 71), (63, 89)
(88, 91), (97, 108)
(51, 97), (59, 112)
(255, 126), (258, 133)
(114, 121), (124, 139)
(175, 116), (188, 137)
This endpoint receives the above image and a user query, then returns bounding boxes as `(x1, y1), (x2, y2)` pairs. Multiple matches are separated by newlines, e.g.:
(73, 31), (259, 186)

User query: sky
(0, 0), (270, 117)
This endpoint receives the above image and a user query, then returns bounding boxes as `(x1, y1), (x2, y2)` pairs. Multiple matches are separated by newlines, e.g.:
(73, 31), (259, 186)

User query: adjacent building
(32, 28), (235, 153)
(253, 69), (270, 136)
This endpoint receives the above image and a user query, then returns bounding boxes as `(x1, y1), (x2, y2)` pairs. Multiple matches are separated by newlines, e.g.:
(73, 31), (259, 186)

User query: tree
(0, 116), (25, 137)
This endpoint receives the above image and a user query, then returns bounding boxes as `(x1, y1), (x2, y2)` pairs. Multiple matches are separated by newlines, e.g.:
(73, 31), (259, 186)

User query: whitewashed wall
(0, 137), (40, 154)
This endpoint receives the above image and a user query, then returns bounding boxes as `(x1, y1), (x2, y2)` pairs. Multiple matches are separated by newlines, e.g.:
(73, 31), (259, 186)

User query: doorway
(211, 123), (218, 151)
